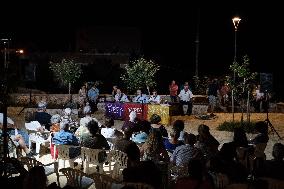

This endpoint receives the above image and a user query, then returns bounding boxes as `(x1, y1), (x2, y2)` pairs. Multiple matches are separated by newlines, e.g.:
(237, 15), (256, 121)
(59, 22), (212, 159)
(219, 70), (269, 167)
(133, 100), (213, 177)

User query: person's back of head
(184, 133), (197, 146)
(188, 159), (203, 180)
(255, 121), (268, 134)
(123, 126), (133, 140)
(23, 166), (47, 189)
(272, 143), (284, 161)
(150, 114), (161, 124)
(139, 120), (151, 134)
(233, 127), (248, 147)
(170, 128), (180, 140)
(83, 105), (92, 115)
(86, 120), (99, 135)
(104, 116), (114, 128)
(197, 124), (210, 141)
(60, 120), (69, 131)
(173, 120), (185, 131)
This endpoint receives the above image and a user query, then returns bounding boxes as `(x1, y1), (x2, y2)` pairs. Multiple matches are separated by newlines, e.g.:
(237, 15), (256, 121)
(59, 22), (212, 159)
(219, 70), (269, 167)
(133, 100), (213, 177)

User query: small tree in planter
(227, 55), (257, 122)
(120, 57), (160, 95)
(49, 59), (82, 94)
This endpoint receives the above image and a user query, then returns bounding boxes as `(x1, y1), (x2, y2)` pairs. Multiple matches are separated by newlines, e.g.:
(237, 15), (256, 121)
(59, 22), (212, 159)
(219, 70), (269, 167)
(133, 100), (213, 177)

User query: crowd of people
(1, 96), (283, 189)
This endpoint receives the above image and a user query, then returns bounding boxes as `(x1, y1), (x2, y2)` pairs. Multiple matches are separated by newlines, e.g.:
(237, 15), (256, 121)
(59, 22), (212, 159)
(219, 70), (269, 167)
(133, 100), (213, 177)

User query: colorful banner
(123, 103), (148, 121)
(105, 102), (124, 119)
(147, 104), (170, 125)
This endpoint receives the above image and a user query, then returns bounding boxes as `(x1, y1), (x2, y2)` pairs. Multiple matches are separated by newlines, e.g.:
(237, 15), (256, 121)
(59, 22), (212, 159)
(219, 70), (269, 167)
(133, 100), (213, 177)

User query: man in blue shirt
(132, 89), (148, 104)
(87, 83), (100, 113)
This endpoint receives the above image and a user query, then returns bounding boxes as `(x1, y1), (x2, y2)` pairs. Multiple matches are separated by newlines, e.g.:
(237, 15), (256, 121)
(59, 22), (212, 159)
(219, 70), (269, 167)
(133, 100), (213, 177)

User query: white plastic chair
(107, 150), (128, 181)
(81, 147), (106, 174)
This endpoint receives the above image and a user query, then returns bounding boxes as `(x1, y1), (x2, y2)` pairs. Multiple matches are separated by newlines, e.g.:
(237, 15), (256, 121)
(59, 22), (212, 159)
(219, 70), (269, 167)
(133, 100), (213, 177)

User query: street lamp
(232, 17), (241, 62)
(231, 16), (241, 121)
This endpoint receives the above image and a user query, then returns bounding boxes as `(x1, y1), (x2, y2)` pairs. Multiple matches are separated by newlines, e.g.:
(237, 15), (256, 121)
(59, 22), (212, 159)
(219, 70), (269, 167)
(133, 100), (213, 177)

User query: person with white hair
(121, 111), (139, 132)
(50, 114), (61, 133)
(75, 105), (102, 140)
(52, 120), (80, 159)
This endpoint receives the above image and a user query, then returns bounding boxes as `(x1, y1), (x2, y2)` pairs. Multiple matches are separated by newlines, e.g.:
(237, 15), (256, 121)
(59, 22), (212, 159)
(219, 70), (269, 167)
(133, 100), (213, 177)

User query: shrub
(217, 121), (257, 133)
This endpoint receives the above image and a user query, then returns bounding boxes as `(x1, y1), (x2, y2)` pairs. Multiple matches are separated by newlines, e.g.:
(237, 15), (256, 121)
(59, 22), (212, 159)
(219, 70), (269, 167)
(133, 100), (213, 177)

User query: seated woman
(80, 120), (110, 150)
(163, 128), (184, 154)
(172, 120), (187, 142)
(131, 120), (151, 144)
(100, 116), (116, 138)
(149, 114), (168, 138)
(140, 129), (169, 163)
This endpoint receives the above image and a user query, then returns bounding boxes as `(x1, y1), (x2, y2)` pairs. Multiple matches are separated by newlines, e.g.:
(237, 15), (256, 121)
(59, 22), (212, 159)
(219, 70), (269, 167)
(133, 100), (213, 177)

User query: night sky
(1, 3), (284, 98)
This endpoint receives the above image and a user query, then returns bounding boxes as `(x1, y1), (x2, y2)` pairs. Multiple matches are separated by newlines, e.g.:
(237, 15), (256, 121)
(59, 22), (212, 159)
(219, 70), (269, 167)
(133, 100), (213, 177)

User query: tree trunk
(241, 99), (244, 123)
(68, 82), (71, 95)
(247, 90), (250, 123)
(232, 89), (235, 122)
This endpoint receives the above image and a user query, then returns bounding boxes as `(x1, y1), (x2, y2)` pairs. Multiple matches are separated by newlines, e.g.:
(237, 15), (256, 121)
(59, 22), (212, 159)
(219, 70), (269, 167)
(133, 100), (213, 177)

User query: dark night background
(1, 3), (283, 100)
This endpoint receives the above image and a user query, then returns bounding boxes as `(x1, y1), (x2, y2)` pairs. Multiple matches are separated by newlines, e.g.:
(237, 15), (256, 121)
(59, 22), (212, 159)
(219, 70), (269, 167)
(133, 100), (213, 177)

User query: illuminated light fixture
(232, 17), (241, 31)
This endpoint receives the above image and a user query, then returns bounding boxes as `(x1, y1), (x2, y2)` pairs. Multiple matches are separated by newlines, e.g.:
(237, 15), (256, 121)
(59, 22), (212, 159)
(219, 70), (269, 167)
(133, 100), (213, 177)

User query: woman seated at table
(115, 88), (130, 103)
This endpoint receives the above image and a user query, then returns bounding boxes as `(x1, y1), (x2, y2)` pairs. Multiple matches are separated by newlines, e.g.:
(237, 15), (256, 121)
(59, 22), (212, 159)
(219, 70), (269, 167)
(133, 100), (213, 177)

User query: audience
(149, 114), (168, 138)
(163, 128), (184, 154)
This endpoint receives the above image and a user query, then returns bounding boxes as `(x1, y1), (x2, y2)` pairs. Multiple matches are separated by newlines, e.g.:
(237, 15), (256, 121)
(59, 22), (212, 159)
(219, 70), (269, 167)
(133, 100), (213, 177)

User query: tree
(227, 55), (257, 122)
(120, 57), (160, 94)
(49, 59), (82, 94)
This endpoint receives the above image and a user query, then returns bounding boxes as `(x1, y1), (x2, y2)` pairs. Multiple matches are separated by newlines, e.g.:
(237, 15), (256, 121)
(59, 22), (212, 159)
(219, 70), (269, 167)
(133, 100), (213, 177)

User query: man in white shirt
(132, 89), (148, 103)
(178, 84), (193, 115)
(115, 88), (130, 103)
(148, 90), (161, 104)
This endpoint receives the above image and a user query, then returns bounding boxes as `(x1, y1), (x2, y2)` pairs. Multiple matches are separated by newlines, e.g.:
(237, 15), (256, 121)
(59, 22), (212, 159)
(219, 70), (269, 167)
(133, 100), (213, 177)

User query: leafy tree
(192, 75), (209, 95)
(49, 59), (82, 94)
(120, 57), (160, 94)
(227, 55), (257, 122)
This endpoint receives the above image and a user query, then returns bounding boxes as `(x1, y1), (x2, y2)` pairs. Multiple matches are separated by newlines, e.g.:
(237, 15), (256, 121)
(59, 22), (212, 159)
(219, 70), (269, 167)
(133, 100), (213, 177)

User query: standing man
(87, 82), (100, 113)
(169, 80), (179, 103)
(178, 83), (193, 115)
(207, 79), (219, 114)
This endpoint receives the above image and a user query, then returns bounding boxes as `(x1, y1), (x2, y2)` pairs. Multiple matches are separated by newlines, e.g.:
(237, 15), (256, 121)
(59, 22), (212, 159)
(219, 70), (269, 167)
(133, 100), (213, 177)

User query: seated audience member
(171, 133), (202, 167)
(123, 159), (162, 189)
(150, 114), (168, 138)
(131, 120), (151, 144)
(50, 114), (61, 134)
(174, 159), (214, 189)
(250, 121), (269, 145)
(195, 124), (220, 161)
(100, 116), (116, 138)
(140, 129), (169, 163)
(75, 105), (102, 139)
(132, 89), (148, 103)
(173, 120), (187, 142)
(113, 127), (140, 165)
(209, 142), (248, 183)
(115, 88), (130, 103)
(52, 120), (80, 159)
(81, 120), (110, 150)
(255, 143), (284, 180)
(34, 101), (52, 130)
(148, 89), (161, 104)
(163, 128), (184, 154)
(122, 111), (139, 132)
(23, 166), (59, 189)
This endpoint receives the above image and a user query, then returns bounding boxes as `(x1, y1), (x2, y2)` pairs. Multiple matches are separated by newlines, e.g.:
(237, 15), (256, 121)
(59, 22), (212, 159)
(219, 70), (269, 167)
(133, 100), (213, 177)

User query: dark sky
(1, 3), (283, 95)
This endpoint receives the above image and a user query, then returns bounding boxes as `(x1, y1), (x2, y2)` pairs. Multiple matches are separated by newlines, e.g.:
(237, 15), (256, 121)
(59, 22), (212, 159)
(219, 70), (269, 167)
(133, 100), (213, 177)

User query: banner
(147, 104), (170, 125)
(124, 103), (148, 121)
(105, 102), (124, 119)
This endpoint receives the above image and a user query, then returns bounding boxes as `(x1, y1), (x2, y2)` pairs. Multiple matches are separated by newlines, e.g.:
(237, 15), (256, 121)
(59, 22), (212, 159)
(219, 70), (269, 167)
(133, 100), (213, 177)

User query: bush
(217, 121), (257, 133)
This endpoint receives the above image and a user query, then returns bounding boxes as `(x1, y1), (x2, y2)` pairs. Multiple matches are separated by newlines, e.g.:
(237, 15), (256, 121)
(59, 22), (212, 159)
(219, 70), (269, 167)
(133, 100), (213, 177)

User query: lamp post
(231, 17), (241, 121)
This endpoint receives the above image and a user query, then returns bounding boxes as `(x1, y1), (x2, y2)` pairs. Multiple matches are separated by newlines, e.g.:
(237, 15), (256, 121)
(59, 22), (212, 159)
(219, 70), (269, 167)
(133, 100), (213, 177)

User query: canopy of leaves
(49, 59), (82, 86)
(120, 57), (160, 93)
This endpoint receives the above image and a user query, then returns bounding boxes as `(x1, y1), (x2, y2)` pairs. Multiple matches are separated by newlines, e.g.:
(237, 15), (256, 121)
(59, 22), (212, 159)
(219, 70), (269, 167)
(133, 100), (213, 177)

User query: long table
(105, 102), (182, 125)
